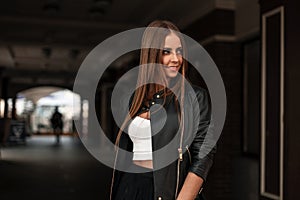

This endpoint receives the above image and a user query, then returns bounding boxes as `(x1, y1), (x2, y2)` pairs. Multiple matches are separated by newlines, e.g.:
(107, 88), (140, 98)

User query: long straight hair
(115, 20), (188, 146)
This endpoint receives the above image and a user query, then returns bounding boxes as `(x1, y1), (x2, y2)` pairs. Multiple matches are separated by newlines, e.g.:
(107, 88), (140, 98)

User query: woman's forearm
(177, 172), (204, 200)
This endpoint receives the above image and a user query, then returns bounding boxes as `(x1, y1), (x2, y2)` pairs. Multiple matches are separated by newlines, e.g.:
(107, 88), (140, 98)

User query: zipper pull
(178, 148), (183, 161)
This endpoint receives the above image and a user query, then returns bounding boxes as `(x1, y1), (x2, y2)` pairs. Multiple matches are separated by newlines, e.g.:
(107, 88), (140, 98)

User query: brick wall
(203, 41), (243, 200)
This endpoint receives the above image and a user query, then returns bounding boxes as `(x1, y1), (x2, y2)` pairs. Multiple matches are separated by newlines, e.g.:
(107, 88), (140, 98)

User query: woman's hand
(176, 172), (204, 200)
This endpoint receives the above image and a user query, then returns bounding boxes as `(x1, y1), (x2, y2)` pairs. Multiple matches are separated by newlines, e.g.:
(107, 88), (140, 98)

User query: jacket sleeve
(188, 87), (217, 182)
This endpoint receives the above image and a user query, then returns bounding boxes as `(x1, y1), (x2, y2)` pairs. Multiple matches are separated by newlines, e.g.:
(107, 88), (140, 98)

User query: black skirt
(114, 165), (154, 200)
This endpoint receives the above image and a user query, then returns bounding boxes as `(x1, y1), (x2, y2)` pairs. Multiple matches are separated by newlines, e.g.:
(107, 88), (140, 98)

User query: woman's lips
(165, 65), (179, 71)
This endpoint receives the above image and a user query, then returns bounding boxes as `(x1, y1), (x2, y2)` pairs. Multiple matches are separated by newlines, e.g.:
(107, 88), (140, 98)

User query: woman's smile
(161, 32), (183, 79)
(164, 65), (180, 71)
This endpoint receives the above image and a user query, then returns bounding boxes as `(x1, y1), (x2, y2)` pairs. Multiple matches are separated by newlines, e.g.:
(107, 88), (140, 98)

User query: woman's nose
(170, 52), (179, 62)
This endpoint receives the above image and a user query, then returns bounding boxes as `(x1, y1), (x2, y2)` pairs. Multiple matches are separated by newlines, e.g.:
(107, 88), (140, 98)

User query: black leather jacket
(111, 85), (216, 200)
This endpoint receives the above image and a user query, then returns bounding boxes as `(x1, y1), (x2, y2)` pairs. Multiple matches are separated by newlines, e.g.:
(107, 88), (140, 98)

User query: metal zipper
(174, 157), (181, 199)
(186, 145), (192, 164)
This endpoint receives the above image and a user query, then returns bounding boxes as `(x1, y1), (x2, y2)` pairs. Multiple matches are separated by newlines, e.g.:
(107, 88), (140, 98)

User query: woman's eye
(176, 48), (183, 55)
(162, 49), (171, 55)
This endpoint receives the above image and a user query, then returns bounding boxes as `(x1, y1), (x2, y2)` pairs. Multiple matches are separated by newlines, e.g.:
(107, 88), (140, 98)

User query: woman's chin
(166, 72), (179, 79)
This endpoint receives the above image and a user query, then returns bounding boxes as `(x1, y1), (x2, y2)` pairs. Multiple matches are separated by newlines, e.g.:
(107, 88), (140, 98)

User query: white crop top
(128, 116), (152, 161)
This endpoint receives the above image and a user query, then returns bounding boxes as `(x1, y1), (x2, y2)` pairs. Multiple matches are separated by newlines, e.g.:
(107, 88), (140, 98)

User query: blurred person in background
(50, 106), (63, 144)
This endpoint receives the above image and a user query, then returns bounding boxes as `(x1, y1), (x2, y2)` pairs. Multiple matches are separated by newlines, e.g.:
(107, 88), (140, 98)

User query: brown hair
(115, 20), (188, 146)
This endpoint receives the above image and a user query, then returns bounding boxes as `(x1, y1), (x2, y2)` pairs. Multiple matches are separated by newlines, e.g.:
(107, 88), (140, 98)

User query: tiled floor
(0, 135), (112, 200)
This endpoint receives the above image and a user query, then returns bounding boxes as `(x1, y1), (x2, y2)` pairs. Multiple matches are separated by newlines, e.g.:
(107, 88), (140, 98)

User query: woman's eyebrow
(163, 47), (182, 50)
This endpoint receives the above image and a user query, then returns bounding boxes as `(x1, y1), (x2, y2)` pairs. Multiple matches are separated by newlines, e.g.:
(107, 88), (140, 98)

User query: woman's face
(161, 32), (183, 80)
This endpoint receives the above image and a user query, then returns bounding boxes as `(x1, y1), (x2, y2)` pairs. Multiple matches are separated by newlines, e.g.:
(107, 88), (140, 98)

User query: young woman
(110, 20), (216, 200)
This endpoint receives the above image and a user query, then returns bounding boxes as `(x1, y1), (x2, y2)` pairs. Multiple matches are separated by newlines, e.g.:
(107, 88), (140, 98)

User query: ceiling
(0, 0), (242, 103)
(0, 0), (236, 73)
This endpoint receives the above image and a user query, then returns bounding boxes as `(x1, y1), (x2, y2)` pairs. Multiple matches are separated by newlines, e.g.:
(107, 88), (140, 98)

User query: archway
(1, 86), (81, 145)
(19, 86), (81, 135)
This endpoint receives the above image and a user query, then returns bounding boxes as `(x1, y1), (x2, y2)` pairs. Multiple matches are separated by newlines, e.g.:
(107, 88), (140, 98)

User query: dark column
(259, 1), (284, 199)
(12, 96), (17, 120)
(259, 0), (300, 199)
(0, 69), (2, 108)
(0, 73), (2, 118)
(204, 41), (242, 200)
(0, 77), (10, 145)
(77, 99), (83, 137)
(283, 0), (300, 199)
(184, 8), (242, 200)
(2, 77), (9, 119)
